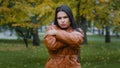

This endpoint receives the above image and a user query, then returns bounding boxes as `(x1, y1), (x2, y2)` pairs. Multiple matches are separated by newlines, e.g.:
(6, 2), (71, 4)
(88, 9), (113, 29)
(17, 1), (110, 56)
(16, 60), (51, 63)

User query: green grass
(81, 35), (120, 68)
(0, 39), (48, 68)
(0, 35), (120, 68)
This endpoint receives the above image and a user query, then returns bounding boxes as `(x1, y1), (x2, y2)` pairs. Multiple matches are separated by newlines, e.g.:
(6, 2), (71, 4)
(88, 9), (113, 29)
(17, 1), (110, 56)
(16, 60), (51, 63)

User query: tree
(109, 0), (120, 38)
(76, 0), (120, 43)
(0, 0), (56, 46)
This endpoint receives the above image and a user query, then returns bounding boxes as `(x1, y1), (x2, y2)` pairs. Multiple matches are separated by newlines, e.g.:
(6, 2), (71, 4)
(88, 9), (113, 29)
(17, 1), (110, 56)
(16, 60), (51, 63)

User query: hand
(72, 31), (84, 37)
(46, 27), (57, 36)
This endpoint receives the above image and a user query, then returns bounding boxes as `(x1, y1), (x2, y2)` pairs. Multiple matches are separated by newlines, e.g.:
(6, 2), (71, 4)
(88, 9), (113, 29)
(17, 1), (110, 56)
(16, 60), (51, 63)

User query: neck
(61, 28), (68, 30)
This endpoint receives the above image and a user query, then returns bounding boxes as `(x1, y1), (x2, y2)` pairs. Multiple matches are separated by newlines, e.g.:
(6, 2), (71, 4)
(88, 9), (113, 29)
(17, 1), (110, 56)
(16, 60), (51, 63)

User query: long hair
(54, 5), (77, 29)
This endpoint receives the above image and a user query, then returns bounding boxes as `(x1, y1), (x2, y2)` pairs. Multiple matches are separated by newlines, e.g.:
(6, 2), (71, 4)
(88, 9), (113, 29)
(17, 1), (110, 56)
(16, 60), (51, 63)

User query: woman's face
(57, 11), (71, 29)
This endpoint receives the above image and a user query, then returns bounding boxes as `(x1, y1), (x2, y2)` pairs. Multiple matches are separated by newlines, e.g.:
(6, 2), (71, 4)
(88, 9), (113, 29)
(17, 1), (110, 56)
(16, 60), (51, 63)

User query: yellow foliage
(12, 22), (39, 29)
(0, 0), (2, 2)
(94, 22), (102, 29)
(0, 7), (10, 13)
(26, 0), (39, 2)
(2, 0), (9, 6)
(99, 0), (110, 3)
(0, 0), (118, 29)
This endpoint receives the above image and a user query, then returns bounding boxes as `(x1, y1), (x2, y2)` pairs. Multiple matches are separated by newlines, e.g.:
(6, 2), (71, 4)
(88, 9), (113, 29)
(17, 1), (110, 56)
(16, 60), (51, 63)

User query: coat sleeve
(55, 30), (84, 45)
(44, 35), (66, 50)
(44, 26), (66, 50)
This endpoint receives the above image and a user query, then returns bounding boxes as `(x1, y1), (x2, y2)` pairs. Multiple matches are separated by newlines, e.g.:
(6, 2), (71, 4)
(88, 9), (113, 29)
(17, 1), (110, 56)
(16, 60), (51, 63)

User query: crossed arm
(44, 26), (84, 50)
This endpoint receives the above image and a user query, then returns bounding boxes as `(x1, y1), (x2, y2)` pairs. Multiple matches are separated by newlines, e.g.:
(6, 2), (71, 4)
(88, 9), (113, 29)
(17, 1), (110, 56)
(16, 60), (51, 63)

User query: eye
(57, 17), (61, 19)
(64, 16), (68, 19)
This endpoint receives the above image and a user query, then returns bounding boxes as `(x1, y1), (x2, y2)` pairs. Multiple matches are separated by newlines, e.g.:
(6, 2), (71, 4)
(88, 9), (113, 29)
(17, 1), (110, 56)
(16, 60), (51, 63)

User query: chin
(59, 25), (69, 29)
(61, 27), (67, 28)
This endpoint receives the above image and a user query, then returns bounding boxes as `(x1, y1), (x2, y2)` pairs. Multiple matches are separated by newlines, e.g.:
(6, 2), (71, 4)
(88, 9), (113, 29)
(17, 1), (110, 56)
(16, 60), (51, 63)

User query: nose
(61, 18), (65, 23)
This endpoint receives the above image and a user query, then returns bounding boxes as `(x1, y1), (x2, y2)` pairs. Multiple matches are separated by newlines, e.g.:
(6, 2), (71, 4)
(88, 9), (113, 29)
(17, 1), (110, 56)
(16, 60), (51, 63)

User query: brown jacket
(44, 25), (84, 68)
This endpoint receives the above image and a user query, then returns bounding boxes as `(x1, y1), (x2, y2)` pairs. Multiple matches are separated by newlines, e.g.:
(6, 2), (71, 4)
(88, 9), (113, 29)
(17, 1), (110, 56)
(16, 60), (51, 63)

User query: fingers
(46, 27), (57, 36)
(51, 27), (54, 29)
(72, 31), (84, 37)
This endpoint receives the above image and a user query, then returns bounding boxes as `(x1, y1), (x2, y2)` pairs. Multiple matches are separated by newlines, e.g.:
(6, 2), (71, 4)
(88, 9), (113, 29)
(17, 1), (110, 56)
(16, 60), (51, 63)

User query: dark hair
(54, 5), (77, 29)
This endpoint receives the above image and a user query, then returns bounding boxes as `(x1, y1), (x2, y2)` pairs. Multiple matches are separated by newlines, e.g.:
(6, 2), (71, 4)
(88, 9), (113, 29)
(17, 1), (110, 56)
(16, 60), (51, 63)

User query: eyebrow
(57, 16), (68, 18)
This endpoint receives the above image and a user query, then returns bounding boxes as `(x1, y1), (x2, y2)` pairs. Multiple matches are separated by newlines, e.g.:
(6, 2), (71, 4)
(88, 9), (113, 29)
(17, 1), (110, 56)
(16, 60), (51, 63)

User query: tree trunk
(76, 0), (80, 27)
(105, 26), (111, 43)
(23, 37), (28, 48)
(101, 25), (104, 35)
(76, 0), (81, 62)
(98, 29), (101, 35)
(80, 16), (88, 44)
(30, 14), (40, 46)
(116, 32), (119, 38)
(76, 0), (88, 44)
(15, 27), (28, 48)
(32, 29), (40, 46)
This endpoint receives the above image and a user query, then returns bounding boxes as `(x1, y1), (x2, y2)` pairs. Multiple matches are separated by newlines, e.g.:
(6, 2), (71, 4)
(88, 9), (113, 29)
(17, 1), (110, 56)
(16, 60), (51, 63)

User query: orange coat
(44, 25), (84, 68)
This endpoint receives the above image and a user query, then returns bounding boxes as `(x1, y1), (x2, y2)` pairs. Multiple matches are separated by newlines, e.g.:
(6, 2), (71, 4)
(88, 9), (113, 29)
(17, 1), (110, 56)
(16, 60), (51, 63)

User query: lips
(61, 24), (66, 26)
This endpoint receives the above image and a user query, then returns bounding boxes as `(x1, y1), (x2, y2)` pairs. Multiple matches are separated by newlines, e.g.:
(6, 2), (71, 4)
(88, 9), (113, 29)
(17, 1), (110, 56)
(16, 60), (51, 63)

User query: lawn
(0, 35), (120, 68)
(81, 35), (120, 68)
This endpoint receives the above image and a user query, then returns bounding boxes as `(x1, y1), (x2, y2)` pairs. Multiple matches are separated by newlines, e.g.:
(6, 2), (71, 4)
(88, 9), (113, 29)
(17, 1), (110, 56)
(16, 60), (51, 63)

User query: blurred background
(0, 0), (120, 68)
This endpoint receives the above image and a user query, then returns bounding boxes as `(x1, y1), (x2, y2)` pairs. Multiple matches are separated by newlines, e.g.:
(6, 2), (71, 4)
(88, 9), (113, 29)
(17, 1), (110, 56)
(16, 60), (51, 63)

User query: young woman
(44, 5), (84, 68)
